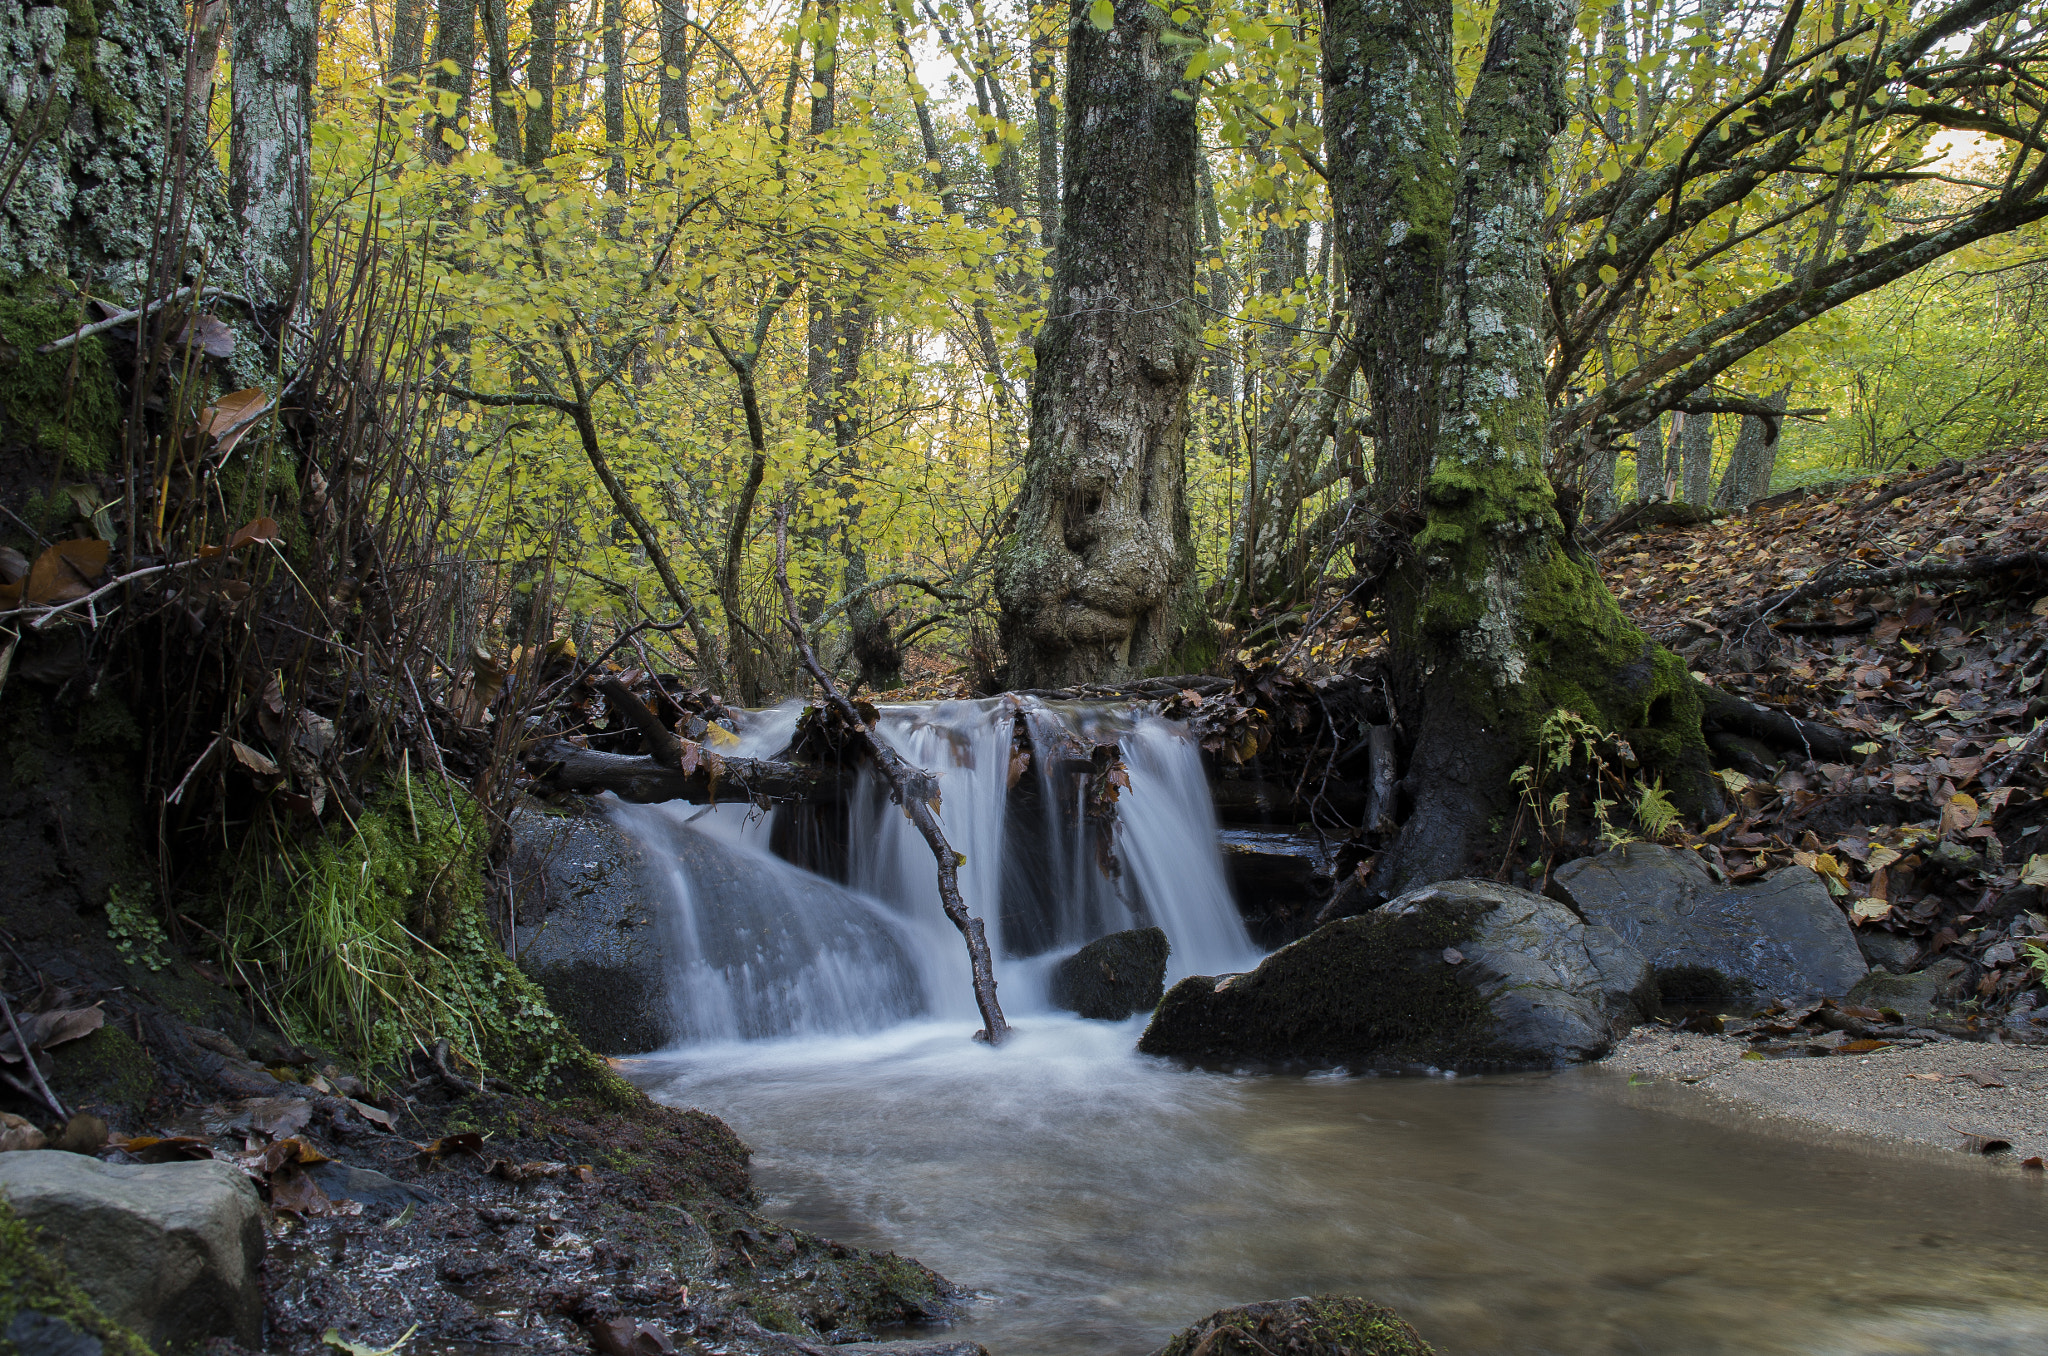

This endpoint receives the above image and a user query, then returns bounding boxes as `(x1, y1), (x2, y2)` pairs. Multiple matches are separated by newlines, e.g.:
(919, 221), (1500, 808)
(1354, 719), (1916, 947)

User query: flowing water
(611, 700), (2048, 1355)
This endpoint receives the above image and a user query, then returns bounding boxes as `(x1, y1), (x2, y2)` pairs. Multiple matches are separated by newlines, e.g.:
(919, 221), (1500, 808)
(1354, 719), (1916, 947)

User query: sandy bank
(1599, 1025), (2048, 1163)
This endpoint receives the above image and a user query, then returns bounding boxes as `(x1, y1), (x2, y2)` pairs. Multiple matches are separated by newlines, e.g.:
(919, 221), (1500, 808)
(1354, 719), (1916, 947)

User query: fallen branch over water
(774, 506), (1010, 1046)
(520, 740), (852, 803)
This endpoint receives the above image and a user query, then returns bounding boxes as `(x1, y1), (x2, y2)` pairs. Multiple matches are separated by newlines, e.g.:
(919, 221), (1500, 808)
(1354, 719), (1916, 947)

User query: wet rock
(1549, 844), (1868, 1002)
(1050, 928), (1170, 1020)
(1856, 929), (1921, 974)
(1150, 1296), (1436, 1355)
(828, 1343), (992, 1356)
(0, 1151), (263, 1350)
(304, 1161), (436, 1211)
(1219, 829), (1333, 946)
(510, 809), (674, 1054)
(1139, 880), (1653, 1068)
(1848, 957), (1969, 1022)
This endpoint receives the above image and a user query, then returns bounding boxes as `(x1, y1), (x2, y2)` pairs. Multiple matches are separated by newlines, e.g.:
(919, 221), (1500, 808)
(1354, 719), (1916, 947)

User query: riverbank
(1600, 1024), (2048, 1162)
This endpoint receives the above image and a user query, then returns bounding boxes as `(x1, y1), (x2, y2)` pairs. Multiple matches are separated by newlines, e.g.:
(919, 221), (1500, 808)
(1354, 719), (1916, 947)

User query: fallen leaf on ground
(0, 1113), (46, 1153)
(487, 1160), (594, 1185)
(1967, 1071), (2008, 1088)
(347, 1098), (396, 1130)
(1956, 1130), (2014, 1154)
(115, 1135), (214, 1162)
(584, 1318), (676, 1356)
(321, 1322), (418, 1356)
(414, 1132), (484, 1162)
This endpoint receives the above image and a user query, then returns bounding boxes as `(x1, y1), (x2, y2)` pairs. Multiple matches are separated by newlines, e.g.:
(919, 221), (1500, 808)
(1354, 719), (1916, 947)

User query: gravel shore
(1599, 1025), (2048, 1163)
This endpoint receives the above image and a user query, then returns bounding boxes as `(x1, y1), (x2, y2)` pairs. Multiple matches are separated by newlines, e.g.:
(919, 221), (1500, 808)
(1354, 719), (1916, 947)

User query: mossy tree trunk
(1321, 0), (1456, 508)
(995, 0), (1206, 689)
(1329, 0), (1718, 895)
(228, 0), (317, 324)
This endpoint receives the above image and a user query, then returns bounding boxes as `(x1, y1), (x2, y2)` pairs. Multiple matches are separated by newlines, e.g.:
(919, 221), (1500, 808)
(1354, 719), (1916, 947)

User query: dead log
(774, 508), (1010, 1045)
(1698, 685), (1857, 763)
(521, 740), (852, 804)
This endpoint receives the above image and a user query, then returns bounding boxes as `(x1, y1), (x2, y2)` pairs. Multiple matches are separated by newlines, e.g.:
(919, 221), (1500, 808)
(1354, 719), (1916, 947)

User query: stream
(616, 698), (2048, 1354)
(637, 1019), (2048, 1356)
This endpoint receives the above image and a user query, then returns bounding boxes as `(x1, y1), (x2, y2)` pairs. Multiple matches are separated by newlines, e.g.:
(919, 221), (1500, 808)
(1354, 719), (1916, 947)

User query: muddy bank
(1600, 1025), (2048, 1162)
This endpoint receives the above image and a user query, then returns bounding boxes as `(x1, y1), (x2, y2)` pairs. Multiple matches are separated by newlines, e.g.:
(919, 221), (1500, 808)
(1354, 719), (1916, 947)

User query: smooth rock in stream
(1548, 843), (1869, 1002)
(1050, 927), (1169, 1019)
(1138, 880), (1653, 1068)
(826, 1343), (992, 1356)
(0, 1151), (264, 1350)
(509, 809), (673, 1053)
(1150, 1296), (1437, 1356)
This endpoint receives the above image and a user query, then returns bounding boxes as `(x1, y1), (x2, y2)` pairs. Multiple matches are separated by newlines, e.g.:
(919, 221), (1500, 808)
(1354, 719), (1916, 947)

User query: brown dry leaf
(414, 1131), (484, 1162)
(346, 1098), (396, 1131)
(177, 313), (236, 358)
(239, 1096), (313, 1140)
(20, 539), (110, 606)
(268, 1160), (357, 1217)
(196, 388), (271, 459)
(1836, 1039), (1892, 1054)
(1, 1005), (104, 1063)
(2022, 1156), (2045, 1170)
(1967, 1071), (2008, 1089)
(118, 1135), (214, 1162)
(486, 1159), (591, 1185)
(0, 1113), (47, 1153)
(584, 1318), (676, 1356)
(226, 517), (281, 549)
(227, 739), (282, 782)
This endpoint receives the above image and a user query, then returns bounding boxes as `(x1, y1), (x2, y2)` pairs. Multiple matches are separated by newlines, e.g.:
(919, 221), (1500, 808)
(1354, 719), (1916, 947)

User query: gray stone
(510, 809), (675, 1054)
(0, 1151), (263, 1351)
(1139, 879), (1654, 1069)
(1550, 844), (1868, 1003)
(1856, 929), (1921, 974)
(6, 1313), (103, 1356)
(1848, 958), (1969, 1022)
(1050, 927), (1170, 1019)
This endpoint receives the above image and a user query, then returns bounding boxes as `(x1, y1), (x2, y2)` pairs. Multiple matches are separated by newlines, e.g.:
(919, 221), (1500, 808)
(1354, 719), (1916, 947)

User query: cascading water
(605, 696), (1261, 1044)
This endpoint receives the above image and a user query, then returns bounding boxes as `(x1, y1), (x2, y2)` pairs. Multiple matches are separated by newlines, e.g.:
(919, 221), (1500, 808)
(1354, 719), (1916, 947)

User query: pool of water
(634, 1017), (2048, 1356)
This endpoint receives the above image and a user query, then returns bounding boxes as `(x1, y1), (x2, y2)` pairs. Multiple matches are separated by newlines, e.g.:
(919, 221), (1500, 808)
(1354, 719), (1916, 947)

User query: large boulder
(1050, 927), (1170, 1019)
(0, 1151), (264, 1351)
(1549, 844), (1868, 1003)
(1847, 957), (1969, 1022)
(510, 809), (674, 1054)
(1150, 1297), (1436, 1356)
(1138, 880), (1653, 1069)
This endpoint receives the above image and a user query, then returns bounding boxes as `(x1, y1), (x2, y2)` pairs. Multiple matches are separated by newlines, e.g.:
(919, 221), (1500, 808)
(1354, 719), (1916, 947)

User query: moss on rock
(47, 1026), (158, 1124)
(1138, 903), (1501, 1067)
(0, 282), (122, 476)
(1151, 1296), (1435, 1356)
(0, 1197), (156, 1356)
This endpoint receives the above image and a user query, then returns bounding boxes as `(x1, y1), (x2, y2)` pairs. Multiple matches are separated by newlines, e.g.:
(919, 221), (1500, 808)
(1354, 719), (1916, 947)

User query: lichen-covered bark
(228, 0), (316, 316)
(996, 0), (1205, 689)
(1376, 0), (1713, 894)
(426, 0), (478, 162)
(1321, 0), (1457, 504)
(0, 0), (240, 294)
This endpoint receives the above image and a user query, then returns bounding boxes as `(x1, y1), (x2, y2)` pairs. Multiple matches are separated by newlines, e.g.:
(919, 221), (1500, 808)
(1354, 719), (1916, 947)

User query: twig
(0, 985), (68, 1122)
(35, 285), (247, 353)
(12, 563), (175, 630)
(772, 506), (1010, 1045)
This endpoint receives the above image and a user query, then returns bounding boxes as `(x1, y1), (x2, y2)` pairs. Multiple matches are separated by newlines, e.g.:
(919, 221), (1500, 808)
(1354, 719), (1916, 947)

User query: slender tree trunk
(388, 0), (431, 81)
(1716, 388), (1788, 507)
(602, 0), (626, 198)
(1632, 411), (1664, 502)
(1322, 0), (1456, 507)
(1030, 0), (1062, 250)
(1362, 0), (1715, 898)
(1680, 406), (1715, 504)
(228, 0), (317, 324)
(658, 0), (692, 138)
(996, 0), (1206, 689)
(525, 0), (559, 168)
(426, 0), (478, 163)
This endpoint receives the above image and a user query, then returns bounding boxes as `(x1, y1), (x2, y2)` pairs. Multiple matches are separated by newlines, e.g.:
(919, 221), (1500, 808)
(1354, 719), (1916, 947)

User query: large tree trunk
(1358, 0), (1715, 898)
(229, 0), (317, 323)
(1679, 406), (1715, 504)
(1322, 0), (1456, 508)
(388, 0), (432, 82)
(996, 0), (1205, 689)
(426, 0), (478, 163)
(524, 0), (559, 168)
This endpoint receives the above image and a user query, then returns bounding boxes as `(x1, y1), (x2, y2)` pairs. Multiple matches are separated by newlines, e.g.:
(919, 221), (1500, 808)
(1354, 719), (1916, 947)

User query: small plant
(105, 886), (170, 972)
(1512, 710), (1685, 859)
(1634, 776), (1682, 840)
(2025, 941), (2048, 985)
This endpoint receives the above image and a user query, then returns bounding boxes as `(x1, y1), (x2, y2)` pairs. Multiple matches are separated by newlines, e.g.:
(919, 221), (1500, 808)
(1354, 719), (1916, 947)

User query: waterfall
(609, 698), (1262, 1046)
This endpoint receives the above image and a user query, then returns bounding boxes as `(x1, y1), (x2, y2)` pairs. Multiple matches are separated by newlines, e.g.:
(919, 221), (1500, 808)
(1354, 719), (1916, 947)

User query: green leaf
(1088, 0), (1114, 30)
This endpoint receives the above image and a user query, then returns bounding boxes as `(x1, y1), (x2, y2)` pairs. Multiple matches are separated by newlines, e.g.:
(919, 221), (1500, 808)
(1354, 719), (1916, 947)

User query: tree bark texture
(228, 0), (316, 317)
(1367, 0), (1714, 897)
(602, 0), (626, 198)
(426, 0), (477, 163)
(523, 0), (558, 168)
(996, 0), (1205, 689)
(388, 0), (431, 82)
(1321, 0), (1457, 507)
(1679, 406), (1715, 504)
(657, 0), (691, 138)
(1632, 412), (1664, 503)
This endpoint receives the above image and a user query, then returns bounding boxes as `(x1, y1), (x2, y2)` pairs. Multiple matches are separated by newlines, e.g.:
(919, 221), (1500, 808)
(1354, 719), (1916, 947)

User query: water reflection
(638, 1018), (2048, 1356)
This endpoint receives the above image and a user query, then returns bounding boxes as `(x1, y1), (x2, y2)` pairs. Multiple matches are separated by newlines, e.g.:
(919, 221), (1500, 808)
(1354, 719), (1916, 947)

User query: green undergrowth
(0, 1198), (156, 1356)
(222, 784), (622, 1100)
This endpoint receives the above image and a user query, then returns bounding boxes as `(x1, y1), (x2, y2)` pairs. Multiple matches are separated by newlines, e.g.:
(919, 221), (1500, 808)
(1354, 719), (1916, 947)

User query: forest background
(212, 0), (2048, 698)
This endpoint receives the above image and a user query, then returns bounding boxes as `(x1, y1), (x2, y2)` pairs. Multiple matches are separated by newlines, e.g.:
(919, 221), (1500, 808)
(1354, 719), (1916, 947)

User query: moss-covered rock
(47, 1026), (158, 1124)
(1051, 926), (1170, 1020)
(0, 1197), (155, 1356)
(1151, 1296), (1436, 1356)
(1139, 879), (1653, 1069)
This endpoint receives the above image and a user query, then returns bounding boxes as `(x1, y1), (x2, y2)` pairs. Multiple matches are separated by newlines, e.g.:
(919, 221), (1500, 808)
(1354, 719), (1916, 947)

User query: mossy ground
(1139, 902), (1517, 1067)
(1152, 1295), (1436, 1356)
(0, 1198), (156, 1356)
